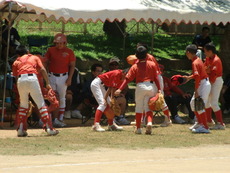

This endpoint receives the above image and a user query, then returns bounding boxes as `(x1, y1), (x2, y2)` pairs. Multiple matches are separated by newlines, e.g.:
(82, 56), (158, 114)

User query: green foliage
(15, 21), (221, 67)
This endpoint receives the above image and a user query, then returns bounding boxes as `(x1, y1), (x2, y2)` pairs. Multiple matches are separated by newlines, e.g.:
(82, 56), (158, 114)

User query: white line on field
(1, 156), (230, 170)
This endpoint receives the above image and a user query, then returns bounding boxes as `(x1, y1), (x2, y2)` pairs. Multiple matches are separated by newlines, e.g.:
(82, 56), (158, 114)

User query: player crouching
(90, 68), (129, 132)
(12, 45), (59, 137)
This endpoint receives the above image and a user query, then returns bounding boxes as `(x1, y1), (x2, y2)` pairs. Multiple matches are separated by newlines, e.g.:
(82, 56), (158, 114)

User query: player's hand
(114, 89), (121, 96)
(65, 78), (72, 86)
(195, 91), (199, 98)
(182, 93), (190, 98)
(46, 84), (52, 90)
(103, 98), (107, 106)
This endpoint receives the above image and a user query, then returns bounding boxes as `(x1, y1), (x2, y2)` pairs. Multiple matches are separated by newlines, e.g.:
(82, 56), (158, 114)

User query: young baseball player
(184, 44), (211, 133)
(12, 45), (59, 137)
(127, 43), (172, 127)
(45, 33), (76, 127)
(115, 46), (163, 135)
(204, 43), (225, 130)
(91, 69), (127, 132)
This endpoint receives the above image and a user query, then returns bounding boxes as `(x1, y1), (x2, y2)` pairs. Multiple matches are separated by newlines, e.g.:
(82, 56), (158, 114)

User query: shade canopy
(0, 0), (229, 25)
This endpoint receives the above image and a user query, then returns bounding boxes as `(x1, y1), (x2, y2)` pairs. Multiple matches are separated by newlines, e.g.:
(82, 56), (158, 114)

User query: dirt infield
(0, 145), (230, 173)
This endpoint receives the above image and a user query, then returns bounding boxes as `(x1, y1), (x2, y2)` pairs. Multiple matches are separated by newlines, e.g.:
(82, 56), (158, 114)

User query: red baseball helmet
(171, 75), (186, 86)
(53, 33), (67, 43)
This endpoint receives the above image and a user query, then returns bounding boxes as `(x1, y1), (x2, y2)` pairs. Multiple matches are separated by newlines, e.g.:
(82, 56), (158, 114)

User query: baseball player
(45, 33), (76, 127)
(184, 44), (211, 133)
(12, 45), (59, 137)
(203, 43), (225, 130)
(91, 69), (127, 132)
(115, 46), (163, 135)
(127, 43), (172, 127)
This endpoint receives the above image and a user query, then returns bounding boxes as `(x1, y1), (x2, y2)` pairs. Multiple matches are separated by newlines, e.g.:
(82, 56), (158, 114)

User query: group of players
(12, 31), (225, 137)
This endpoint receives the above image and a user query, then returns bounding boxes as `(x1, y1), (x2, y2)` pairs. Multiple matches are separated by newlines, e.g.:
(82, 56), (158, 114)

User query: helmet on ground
(53, 33), (67, 43)
(126, 55), (138, 65)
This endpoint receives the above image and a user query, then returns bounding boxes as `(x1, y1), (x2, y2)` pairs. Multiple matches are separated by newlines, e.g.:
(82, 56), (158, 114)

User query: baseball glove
(104, 105), (115, 119)
(194, 96), (205, 111)
(148, 93), (165, 111)
(110, 97), (121, 116)
(44, 88), (59, 113)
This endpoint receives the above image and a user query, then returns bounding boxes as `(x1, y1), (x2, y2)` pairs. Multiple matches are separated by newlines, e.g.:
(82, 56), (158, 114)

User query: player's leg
(16, 77), (30, 136)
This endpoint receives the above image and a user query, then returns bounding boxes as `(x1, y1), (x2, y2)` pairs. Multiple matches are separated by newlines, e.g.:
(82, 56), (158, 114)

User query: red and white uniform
(91, 69), (123, 112)
(134, 53), (163, 91)
(119, 59), (161, 113)
(204, 54), (223, 111)
(12, 54), (52, 131)
(146, 54), (164, 91)
(190, 56), (211, 114)
(163, 76), (184, 97)
(45, 46), (76, 109)
(12, 54), (45, 109)
(204, 54), (224, 124)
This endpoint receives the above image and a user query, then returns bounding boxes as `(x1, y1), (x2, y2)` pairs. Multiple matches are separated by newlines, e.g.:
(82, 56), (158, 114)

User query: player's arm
(66, 61), (76, 86)
(104, 87), (112, 105)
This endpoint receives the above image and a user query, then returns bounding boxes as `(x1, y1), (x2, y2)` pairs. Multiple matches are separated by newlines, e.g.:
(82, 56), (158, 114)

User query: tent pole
(1, 2), (12, 127)
(114, 21), (126, 58)
(151, 22), (154, 55)
(0, 19), (2, 62)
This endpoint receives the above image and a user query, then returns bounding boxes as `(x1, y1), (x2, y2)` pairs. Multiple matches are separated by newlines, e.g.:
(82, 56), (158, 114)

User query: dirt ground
(0, 144), (230, 173)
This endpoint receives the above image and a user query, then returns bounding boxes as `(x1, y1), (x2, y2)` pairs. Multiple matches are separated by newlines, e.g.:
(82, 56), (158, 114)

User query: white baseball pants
(17, 74), (45, 109)
(135, 81), (158, 113)
(48, 73), (68, 108)
(91, 77), (110, 112)
(190, 78), (211, 114)
(207, 77), (223, 112)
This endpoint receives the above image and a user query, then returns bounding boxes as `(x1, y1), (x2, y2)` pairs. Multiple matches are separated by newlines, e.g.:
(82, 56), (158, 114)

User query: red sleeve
(12, 63), (18, 77)
(69, 49), (76, 62)
(154, 75), (160, 91)
(119, 79), (129, 90)
(192, 63), (200, 89)
(209, 59), (221, 83)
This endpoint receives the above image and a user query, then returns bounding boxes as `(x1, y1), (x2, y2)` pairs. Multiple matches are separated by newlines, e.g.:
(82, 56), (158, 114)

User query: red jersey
(146, 53), (161, 74)
(204, 54), (223, 83)
(191, 56), (208, 89)
(12, 54), (44, 77)
(163, 76), (184, 96)
(98, 69), (123, 89)
(120, 59), (160, 90)
(45, 46), (76, 73)
(134, 53), (161, 74)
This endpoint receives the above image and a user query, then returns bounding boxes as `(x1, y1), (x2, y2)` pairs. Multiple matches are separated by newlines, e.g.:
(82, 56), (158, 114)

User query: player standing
(115, 46), (163, 135)
(184, 44), (211, 133)
(204, 43), (225, 130)
(45, 33), (76, 127)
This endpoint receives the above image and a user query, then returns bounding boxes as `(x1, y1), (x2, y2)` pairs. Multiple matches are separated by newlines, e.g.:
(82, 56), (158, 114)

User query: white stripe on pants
(90, 77), (110, 112)
(135, 81), (158, 113)
(207, 77), (223, 112)
(17, 74), (45, 109)
(48, 74), (68, 108)
(190, 78), (211, 114)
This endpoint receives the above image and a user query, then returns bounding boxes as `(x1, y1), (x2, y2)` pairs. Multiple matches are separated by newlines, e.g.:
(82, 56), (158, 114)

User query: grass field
(1, 115), (230, 156)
